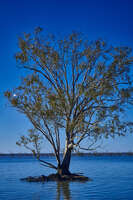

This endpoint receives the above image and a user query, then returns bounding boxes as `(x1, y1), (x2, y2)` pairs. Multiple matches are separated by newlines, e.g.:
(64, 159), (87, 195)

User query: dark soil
(20, 173), (92, 182)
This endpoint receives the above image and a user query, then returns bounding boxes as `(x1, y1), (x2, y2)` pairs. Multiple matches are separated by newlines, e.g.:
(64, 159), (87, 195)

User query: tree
(5, 28), (133, 175)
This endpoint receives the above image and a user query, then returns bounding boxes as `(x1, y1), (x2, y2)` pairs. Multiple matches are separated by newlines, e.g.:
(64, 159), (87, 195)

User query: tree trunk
(60, 148), (71, 175)
(58, 140), (72, 175)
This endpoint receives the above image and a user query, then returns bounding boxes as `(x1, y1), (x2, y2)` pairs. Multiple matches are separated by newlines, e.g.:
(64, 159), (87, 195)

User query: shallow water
(0, 155), (133, 200)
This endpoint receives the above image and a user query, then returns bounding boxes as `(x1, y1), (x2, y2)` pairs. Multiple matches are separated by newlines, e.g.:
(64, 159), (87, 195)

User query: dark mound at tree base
(20, 173), (92, 182)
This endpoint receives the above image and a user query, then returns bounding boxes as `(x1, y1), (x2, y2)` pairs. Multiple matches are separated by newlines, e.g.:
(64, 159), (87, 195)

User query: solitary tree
(5, 28), (133, 175)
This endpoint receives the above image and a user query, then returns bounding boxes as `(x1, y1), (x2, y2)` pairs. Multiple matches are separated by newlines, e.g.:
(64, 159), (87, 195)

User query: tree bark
(60, 148), (71, 175)
(57, 138), (72, 175)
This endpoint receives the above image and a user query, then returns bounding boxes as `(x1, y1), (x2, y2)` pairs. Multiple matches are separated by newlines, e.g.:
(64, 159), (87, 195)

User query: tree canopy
(5, 28), (133, 174)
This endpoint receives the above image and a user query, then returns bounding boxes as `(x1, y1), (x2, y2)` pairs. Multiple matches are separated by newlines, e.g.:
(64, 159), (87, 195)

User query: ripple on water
(0, 155), (133, 200)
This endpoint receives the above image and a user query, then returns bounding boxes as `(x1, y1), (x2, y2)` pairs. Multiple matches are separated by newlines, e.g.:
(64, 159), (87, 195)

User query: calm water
(0, 155), (133, 200)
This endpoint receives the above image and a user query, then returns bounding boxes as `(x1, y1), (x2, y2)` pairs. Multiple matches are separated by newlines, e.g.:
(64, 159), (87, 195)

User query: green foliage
(5, 28), (133, 157)
(16, 129), (43, 157)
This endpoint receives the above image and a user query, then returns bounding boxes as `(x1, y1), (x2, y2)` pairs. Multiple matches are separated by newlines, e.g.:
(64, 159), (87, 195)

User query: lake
(0, 155), (133, 200)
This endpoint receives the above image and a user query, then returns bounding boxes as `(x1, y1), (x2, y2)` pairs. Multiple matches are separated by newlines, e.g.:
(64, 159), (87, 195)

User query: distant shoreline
(0, 152), (133, 157)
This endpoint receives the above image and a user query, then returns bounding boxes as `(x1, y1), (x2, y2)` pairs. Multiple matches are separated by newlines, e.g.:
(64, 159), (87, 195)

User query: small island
(21, 173), (91, 182)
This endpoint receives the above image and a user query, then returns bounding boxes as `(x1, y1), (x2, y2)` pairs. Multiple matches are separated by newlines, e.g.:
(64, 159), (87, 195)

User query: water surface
(0, 155), (133, 199)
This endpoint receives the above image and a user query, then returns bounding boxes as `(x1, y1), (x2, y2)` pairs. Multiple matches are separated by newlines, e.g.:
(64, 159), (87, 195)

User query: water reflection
(56, 181), (71, 200)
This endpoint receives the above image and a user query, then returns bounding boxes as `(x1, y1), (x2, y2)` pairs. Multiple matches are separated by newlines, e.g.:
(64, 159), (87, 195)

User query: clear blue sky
(0, 0), (133, 153)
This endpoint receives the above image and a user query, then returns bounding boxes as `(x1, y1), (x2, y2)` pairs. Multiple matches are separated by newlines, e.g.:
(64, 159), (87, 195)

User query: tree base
(20, 173), (92, 182)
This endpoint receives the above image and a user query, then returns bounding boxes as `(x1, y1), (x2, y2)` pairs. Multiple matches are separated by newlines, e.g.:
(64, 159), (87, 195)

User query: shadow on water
(56, 181), (71, 200)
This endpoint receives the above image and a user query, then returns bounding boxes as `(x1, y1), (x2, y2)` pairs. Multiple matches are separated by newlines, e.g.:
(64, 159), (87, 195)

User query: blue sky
(0, 0), (133, 153)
